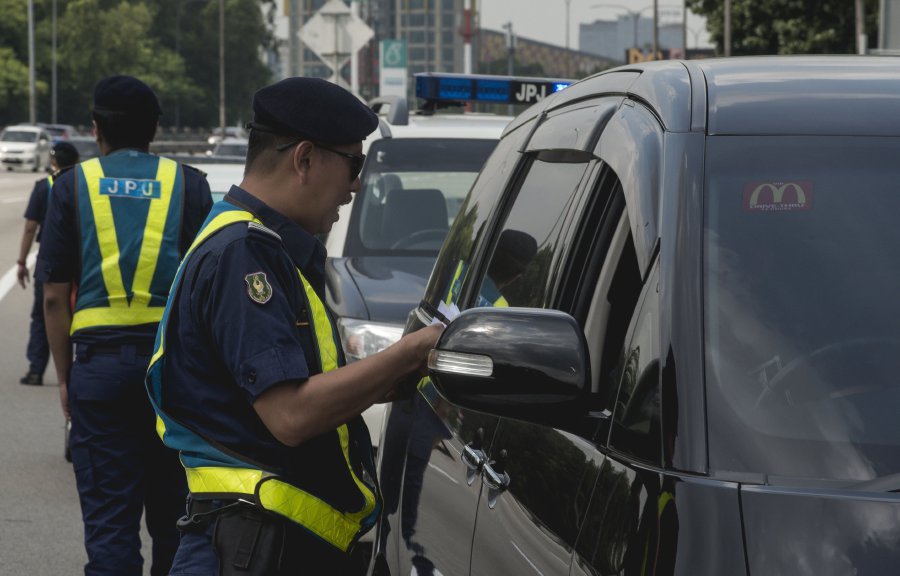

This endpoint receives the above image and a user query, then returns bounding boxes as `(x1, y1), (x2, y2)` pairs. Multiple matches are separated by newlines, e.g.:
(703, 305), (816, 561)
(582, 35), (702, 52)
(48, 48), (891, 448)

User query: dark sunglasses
(276, 139), (366, 181)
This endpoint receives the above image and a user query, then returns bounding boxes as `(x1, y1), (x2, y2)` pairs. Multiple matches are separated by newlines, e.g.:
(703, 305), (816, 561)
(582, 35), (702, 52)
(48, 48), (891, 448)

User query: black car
(370, 56), (900, 576)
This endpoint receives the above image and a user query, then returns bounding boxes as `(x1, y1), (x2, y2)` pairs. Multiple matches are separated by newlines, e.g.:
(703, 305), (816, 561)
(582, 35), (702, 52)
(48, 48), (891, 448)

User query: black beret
(93, 75), (162, 117)
(248, 77), (378, 145)
(51, 141), (79, 166)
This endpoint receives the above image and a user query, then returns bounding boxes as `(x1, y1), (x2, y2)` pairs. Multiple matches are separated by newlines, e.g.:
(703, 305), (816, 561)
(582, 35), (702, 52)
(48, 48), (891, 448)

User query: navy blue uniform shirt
(36, 150), (212, 345)
(160, 187), (362, 503)
(24, 175), (52, 243)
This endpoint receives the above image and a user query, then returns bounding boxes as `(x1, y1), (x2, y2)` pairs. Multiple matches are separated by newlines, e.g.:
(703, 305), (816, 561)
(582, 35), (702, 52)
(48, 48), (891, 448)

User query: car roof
(4, 125), (44, 133)
(548, 55), (900, 137)
(365, 113), (512, 150)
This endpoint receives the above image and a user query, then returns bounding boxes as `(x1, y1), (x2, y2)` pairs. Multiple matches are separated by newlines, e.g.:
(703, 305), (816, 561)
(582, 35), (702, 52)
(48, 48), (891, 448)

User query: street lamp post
(219, 0), (225, 141)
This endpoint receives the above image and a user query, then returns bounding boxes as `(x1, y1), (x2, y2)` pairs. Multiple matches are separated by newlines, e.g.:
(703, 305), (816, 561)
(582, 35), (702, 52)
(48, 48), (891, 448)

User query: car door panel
(470, 421), (604, 576)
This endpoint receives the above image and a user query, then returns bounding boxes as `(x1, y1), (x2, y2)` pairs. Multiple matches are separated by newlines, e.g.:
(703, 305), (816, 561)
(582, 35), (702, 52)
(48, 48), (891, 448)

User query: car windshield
(346, 138), (498, 254)
(2, 130), (38, 143)
(704, 135), (900, 483)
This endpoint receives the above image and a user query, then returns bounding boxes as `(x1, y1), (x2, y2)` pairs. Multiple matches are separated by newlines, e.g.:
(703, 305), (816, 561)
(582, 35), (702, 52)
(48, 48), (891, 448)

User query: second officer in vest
(146, 77), (443, 575)
(37, 75), (213, 576)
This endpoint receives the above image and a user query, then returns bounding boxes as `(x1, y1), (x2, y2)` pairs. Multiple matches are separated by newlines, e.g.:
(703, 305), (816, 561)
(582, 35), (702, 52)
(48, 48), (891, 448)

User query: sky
(479, 0), (714, 50)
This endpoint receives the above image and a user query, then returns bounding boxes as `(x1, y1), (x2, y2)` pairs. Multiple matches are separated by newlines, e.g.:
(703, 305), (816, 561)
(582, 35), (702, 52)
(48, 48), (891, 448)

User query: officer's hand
(16, 263), (28, 289)
(401, 324), (444, 377)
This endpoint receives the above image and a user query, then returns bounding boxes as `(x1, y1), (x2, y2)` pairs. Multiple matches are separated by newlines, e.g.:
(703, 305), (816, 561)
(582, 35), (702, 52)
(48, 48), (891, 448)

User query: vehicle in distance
(322, 73), (570, 452)
(371, 56), (900, 576)
(0, 125), (52, 172)
(67, 136), (100, 161)
(42, 123), (81, 142)
(206, 137), (248, 160)
(207, 125), (247, 146)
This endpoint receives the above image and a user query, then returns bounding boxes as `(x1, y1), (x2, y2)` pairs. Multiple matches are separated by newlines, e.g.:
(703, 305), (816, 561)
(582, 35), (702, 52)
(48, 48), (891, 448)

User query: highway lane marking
(0, 252), (36, 303)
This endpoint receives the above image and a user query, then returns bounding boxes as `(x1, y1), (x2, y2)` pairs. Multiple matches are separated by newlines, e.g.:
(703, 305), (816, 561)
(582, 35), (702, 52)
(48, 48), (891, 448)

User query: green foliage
(685, 0), (880, 55)
(0, 47), (32, 121)
(0, 0), (274, 129)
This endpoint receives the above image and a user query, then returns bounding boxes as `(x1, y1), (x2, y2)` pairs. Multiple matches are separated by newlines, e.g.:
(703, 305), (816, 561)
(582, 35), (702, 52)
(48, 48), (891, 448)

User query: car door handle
(482, 462), (510, 492)
(463, 443), (486, 472)
(483, 449), (510, 509)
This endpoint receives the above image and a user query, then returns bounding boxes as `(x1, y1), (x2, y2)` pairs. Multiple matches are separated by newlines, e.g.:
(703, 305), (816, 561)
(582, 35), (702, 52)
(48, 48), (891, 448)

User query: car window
(421, 123), (532, 312)
(347, 137), (498, 254)
(704, 135), (900, 481)
(470, 153), (591, 309)
(608, 260), (661, 465)
(1, 130), (38, 143)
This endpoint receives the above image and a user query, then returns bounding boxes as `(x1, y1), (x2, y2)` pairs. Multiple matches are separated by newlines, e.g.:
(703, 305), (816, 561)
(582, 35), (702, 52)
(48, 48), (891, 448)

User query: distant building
(478, 29), (614, 80)
(580, 15), (684, 63)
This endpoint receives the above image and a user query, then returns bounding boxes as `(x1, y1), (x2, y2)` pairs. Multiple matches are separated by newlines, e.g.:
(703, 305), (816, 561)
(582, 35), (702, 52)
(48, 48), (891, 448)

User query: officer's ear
(291, 140), (315, 182)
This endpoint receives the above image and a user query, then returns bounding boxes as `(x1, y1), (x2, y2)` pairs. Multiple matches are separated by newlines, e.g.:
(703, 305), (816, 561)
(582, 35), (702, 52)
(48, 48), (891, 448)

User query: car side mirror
(428, 307), (591, 429)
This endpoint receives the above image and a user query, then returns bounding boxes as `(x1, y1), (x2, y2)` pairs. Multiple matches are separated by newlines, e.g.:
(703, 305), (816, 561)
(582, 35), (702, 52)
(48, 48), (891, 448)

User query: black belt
(178, 498), (245, 533)
(88, 343), (155, 356)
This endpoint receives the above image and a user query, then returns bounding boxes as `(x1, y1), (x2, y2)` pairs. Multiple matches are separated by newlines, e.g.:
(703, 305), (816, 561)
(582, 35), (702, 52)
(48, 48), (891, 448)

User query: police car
(321, 73), (571, 451)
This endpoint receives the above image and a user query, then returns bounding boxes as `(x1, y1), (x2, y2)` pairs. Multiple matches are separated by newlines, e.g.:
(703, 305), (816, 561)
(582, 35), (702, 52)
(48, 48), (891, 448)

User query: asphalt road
(0, 169), (153, 575)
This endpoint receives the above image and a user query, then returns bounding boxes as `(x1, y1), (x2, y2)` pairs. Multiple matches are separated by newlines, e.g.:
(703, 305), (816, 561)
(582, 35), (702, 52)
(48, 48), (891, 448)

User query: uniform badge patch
(245, 272), (273, 304)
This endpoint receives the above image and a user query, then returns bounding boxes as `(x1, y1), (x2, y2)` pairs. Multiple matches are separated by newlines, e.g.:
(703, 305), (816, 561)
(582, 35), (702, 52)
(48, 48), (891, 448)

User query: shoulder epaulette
(247, 221), (282, 242)
(182, 163), (207, 178)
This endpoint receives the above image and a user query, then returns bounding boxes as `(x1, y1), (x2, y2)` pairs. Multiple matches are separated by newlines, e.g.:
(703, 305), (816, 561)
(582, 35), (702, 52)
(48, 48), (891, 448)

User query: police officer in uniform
(17, 141), (80, 386)
(37, 75), (212, 576)
(145, 77), (443, 575)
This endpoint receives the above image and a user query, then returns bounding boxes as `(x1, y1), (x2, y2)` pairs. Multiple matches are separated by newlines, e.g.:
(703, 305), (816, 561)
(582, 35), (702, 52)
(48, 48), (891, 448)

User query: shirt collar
(223, 185), (326, 279)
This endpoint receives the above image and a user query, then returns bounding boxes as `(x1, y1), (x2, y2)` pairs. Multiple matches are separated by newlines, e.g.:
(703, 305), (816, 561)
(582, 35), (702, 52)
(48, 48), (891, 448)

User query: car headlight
(337, 318), (404, 363)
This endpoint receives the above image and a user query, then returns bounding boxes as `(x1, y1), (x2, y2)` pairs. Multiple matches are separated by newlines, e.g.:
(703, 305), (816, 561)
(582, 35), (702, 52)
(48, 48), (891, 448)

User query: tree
(49, 0), (196, 126)
(162, 0), (275, 129)
(686, 0), (879, 55)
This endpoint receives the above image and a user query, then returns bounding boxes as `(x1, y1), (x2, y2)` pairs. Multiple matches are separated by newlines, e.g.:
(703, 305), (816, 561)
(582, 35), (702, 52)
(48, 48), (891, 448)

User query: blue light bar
(415, 73), (573, 106)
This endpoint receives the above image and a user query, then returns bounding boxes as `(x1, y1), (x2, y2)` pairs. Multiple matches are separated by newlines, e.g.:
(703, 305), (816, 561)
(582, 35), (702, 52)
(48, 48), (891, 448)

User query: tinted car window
(471, 155), (590, 309)
(705, 135), (900, 481)
(348, 138), (498, 254)
(609, 261), (661, 465)
(421, 123), (532, 310)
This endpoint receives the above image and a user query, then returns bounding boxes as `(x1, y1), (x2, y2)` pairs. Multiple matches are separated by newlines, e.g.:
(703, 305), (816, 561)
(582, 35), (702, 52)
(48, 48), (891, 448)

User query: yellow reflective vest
(146, 203), (379, 553)
(71, 154), (183, 335)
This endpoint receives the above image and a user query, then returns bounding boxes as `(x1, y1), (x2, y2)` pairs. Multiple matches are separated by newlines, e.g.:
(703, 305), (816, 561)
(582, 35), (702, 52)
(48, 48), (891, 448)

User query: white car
(322, 73), (571, 451)
(0, 125), (52, 172)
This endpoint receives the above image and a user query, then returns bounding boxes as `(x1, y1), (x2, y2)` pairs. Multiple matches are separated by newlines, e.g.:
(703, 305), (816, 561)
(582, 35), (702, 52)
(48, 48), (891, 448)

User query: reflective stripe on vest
(71, 157), (179, 334)
(147, 206), (377, 552)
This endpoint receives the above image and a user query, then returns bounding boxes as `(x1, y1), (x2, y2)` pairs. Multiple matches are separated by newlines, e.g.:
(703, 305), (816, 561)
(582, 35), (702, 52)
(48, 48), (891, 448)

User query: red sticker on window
(742, 181), (813, 212)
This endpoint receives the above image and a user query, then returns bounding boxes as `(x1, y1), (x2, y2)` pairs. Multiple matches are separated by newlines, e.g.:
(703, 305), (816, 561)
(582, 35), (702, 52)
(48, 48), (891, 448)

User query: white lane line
(1, 196), (28, 204)
(0, 252), (36, 303)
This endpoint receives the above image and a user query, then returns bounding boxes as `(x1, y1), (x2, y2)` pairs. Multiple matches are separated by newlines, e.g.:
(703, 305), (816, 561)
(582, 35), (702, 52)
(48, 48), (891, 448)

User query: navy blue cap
(247, 77), (377, 145)
(92, 75), (162, 117)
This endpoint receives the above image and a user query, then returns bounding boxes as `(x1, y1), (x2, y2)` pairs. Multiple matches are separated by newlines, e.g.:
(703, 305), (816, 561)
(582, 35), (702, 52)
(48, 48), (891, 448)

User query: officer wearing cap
(145, 77), (443, 575)
(37, 75), (212, 576)
(16, 141), (80, 387)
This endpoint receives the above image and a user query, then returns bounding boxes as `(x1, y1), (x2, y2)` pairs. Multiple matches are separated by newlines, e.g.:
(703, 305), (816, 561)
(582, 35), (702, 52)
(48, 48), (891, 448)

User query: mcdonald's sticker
(742, 181), (813, 212)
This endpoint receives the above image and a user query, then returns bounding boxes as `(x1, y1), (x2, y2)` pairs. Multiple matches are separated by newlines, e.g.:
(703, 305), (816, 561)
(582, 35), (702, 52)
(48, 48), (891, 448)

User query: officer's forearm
(254, 324), (442, 447)
(44, 282), (73, 387)
(18, 220), (38, 264)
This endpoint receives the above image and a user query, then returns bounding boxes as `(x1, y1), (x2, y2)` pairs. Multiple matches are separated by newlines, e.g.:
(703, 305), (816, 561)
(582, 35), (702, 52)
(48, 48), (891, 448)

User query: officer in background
(16, 141), (79, 386)
(37, 75), (213, 576)
(145, 77), (443, 576)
